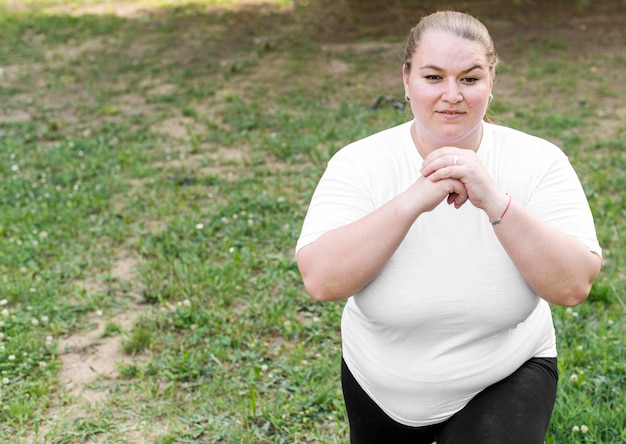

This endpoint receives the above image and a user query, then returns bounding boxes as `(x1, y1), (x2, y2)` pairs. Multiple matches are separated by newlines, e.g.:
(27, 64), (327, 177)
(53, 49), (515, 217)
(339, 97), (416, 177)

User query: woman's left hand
(420, 146), (601, 307)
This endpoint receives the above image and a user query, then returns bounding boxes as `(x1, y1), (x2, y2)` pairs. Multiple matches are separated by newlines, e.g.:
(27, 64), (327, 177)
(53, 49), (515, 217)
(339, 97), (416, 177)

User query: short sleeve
(295, 148), (375, 254)
(525, 148), (602, 258)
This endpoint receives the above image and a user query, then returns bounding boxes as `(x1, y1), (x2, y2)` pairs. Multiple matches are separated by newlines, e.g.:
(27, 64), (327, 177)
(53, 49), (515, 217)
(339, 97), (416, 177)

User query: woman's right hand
(297, 175), (467, 302)
(404, 175), (469, 216)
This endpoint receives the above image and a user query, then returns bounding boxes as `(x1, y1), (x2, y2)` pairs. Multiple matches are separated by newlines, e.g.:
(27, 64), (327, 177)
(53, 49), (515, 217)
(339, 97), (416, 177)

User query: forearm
(490, 198), (601, 306)
(297, 191), (421, 302)
(297, 205), (415, 302)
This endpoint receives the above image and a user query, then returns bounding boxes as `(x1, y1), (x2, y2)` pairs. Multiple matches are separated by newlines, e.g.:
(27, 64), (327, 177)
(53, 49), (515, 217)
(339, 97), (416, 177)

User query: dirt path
(28, 253), (149, 442)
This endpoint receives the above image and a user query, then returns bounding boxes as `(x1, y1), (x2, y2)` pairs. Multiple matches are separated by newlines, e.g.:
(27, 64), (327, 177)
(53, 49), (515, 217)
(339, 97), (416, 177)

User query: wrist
(488, 193), (512, 225)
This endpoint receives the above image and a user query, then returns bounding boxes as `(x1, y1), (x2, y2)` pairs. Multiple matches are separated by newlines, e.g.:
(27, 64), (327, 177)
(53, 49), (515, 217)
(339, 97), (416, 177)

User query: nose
(442, 80), (463, 103)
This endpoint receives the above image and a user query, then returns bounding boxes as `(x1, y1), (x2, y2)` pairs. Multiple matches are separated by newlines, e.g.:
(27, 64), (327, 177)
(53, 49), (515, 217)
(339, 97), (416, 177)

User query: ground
(4, 0), (624, 440)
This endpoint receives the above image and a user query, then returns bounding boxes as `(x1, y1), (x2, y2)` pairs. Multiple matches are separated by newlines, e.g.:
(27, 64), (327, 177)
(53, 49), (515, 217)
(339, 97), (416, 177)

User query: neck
(410, 121), (484, 158)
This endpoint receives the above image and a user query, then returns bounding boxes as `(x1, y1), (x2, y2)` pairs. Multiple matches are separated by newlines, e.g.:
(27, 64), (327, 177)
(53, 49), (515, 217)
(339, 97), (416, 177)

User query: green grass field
(0, 0), (624, 442)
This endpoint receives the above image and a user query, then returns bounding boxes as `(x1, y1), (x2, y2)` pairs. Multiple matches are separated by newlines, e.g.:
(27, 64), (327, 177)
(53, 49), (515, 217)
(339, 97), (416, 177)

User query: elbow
(302, 276), (331, 302)
(297, 247), (347, 302)
(551, 267), (600, 307)
(541, 285), (589, 307)
(301, 273), (344, 302)
(560, 284), (592, 307)
(297, 260), (333, 302)
(540, 277), (594, 307)
(546, 252), (602, 307)
(565, 253), (602, 307)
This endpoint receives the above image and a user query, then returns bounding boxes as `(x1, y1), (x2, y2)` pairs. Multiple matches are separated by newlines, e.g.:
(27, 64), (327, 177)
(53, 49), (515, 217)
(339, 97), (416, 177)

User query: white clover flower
(31, 318), (39, 326)
(228, 247), (235, 253)
(39, 231), (48, 239)
(569, 374), (579, 383)
(195, 223), (204, 230)
(38, 361), (47, 368)
(0, 299), (7, 306)
(2, 378), (9, 384)
(8, 355), (15, 361)
(1, 309), (9, 317)
(11, 165), (19, 172)
(576, 345), (583, 351)
(40, 315), (48, 323)
(96, 310), (103, 317)
(581, 425), (588, 434)
(572, 425), (580, 433)
(46, 335), (53, 343)
(0, 333), (4, 340)
(182, 299), (191, 307)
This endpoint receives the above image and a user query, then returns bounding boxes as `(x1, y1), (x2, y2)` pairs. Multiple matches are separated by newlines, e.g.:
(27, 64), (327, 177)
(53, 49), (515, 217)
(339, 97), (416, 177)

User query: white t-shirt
(296, 120), (602, 427)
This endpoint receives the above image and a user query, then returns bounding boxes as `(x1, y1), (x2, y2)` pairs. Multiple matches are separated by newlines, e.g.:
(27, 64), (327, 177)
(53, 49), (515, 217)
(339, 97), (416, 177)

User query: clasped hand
(419, 147), (501, 213)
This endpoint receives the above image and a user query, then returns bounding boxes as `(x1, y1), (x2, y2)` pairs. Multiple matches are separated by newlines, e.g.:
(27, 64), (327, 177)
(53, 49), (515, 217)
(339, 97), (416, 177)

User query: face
(403, 30), (494, 154)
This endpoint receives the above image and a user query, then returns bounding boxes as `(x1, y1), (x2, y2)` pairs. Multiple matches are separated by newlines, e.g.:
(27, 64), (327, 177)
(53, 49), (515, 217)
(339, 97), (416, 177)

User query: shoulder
(486, 123), (563, 152)
(484, 122), (568, 163)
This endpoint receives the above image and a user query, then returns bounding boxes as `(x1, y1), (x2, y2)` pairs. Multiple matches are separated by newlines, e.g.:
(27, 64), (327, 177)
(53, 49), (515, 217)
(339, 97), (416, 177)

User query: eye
(462, 77), (479, 84)
(425, 75), (442, 81)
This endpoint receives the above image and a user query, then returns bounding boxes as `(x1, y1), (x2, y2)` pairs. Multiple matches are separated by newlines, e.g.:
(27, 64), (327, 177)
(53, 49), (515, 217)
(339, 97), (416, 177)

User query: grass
(0, 0), (625, 442)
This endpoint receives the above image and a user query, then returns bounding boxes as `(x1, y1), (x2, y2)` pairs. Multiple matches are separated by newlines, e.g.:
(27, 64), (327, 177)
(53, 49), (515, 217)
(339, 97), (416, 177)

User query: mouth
(437, 110), (465, 116)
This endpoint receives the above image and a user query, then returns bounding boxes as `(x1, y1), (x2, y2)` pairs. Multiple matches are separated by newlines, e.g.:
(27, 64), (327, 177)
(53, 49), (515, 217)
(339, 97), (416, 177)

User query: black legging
(341, 356), (558, 444)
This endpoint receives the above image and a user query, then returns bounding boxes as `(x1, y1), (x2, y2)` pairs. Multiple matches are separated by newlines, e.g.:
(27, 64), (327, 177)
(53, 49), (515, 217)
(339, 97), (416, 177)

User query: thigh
(341, 358), (439, 444)
(438, 357), (558, 444)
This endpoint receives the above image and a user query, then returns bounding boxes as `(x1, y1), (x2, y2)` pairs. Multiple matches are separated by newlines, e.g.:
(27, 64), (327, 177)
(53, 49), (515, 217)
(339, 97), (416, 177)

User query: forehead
(413, 30), (488, 68)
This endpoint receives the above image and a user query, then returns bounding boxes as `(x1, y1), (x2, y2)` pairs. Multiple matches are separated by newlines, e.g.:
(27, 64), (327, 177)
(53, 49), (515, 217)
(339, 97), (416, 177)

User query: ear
(402, 64), (410, 95)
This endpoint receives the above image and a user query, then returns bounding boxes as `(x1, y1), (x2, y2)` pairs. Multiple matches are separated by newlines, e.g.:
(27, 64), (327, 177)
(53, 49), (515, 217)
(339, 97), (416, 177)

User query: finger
(453, 191), (468, 208)
(421, 150), (462, 177)
(451, 179), (469, 207)
(447, 192), (457, 205)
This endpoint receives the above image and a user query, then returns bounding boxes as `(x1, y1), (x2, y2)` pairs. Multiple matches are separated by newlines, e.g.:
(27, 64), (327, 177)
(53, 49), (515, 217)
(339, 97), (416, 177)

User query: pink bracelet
(490, 193), (511, 226)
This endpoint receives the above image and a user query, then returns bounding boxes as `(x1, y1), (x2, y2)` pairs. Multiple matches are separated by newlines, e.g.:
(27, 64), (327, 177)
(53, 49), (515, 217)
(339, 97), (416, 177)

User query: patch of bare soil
(57, 305), (137, 404)
(28, 252), (151, 442)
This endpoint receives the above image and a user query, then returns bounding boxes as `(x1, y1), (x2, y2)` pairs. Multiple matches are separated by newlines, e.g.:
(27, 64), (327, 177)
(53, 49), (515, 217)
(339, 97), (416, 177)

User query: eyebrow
(419, 64), (484, 74)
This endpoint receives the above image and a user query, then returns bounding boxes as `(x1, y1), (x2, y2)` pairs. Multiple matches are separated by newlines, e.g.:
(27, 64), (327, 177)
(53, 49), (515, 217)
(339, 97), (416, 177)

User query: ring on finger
(453, 155), (458, 166)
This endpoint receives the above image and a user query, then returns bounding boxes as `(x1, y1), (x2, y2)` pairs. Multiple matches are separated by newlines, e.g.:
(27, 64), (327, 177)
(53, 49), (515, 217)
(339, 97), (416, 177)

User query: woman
(295, 10), (602, 444)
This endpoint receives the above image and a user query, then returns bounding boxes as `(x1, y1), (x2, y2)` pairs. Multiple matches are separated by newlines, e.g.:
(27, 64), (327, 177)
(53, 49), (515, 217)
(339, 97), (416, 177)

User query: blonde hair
(403, 11), (498, 122)
(404, 11), (498, 73)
